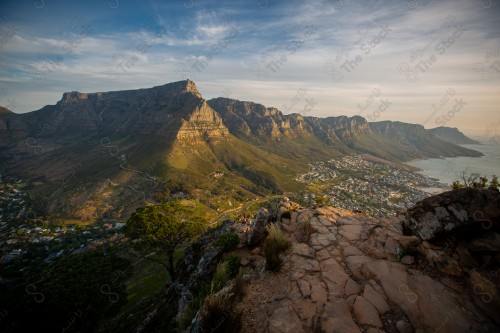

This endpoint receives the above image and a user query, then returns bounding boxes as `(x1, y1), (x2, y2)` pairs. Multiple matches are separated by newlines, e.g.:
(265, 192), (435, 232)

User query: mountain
(428, 126), (476, 144)
(0, 80), (482, 221)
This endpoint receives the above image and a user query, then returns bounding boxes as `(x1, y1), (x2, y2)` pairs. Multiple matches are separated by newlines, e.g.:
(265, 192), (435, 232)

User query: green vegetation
(0, 251), (130, 332)
(452, 171), (499, 190)
(200, 293), (243, 333)
(124, 200), (208, 279)
(300, 218), (314, 242)
(224, 253), (241, 277)
(214, 232), (240, 251)
(263, 223), (291, 271)
(212, 262), (230, 293)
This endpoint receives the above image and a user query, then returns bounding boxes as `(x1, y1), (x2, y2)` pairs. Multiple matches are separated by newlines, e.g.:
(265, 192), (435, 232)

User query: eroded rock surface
(236, 197), (500, 333)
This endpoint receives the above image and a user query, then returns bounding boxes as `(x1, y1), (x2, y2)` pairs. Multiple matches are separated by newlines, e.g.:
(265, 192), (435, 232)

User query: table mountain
(0, 80), (482, 221)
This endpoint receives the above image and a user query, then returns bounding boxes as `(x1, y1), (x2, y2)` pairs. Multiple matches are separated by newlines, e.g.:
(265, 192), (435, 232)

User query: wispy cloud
(0, 0), (498, 136)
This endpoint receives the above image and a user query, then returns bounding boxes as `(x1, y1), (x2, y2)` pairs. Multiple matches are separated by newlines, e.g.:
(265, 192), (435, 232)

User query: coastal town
(296, 154), (448, 216)
(0, 155), (447, 269)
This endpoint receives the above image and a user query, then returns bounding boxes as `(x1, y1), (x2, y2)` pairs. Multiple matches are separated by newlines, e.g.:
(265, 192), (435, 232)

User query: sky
(0, 0), (499, 139)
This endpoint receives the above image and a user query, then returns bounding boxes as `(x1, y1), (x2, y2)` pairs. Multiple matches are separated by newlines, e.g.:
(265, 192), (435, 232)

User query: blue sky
(0, 0), (499, 138)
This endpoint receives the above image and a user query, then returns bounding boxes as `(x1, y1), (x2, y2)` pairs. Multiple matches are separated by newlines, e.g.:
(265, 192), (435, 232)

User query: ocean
(406, 144), (500, 193)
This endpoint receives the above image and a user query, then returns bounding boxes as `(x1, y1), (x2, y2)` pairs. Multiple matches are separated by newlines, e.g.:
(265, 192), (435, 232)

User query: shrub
(200, 294), (242, 333)
(300, 219), (314, 242)
(211, 262), (229, 293)
(177, 303), (198, 331)
(214, 232), (240, 251)
(399, 246), (419, 259)
(224, 254), (241, 278)
(281, 211), (291, 220)
(263, 223), (291, 271)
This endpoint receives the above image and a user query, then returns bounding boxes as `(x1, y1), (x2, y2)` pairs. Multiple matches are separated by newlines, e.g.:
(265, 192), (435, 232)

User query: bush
(281, 211), (291, 220)
(211, 262), (229, 293)
(263, 223), (291, 271)
(224, 254), (241, 278)
(300, 219), (314, 242)
(201, 294), (242, 333)
(214, 232), (240, 251)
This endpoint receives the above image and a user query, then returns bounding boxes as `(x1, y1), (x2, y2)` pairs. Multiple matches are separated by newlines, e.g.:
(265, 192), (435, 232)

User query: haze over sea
(406, 144), (500, 192)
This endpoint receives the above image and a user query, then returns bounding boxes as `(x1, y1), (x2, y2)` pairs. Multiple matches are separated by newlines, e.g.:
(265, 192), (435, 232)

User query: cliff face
(176, 100), (230, 142)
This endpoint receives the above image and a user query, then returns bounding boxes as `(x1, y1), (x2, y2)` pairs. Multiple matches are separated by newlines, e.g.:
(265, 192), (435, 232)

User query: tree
(452, 180), (465, 190)
(124, 200), (207, 280)
(489, 175), (500, 190)
(452, 170), (499, 190)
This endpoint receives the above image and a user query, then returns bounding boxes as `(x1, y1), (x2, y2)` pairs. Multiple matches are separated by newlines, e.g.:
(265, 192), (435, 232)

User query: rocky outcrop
(235, 197), (499, 333)
(403, 188), (500, 240)
(247, 208), (271, 246)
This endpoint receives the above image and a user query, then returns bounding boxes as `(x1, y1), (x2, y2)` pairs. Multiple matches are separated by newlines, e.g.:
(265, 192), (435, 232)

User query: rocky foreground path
(235, 205), (498, 333)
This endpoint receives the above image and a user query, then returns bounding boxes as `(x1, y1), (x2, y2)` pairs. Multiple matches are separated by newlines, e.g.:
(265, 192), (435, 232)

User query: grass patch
(263, 223), (291, 271)
(200, 293), (242, 333)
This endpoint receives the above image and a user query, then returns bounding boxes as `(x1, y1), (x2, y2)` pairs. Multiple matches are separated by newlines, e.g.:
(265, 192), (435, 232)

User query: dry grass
(263, 223), (291, 271)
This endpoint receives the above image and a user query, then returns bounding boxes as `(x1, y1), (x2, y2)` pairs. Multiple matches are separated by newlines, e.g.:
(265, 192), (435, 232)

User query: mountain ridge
(0, 80), (483, 221)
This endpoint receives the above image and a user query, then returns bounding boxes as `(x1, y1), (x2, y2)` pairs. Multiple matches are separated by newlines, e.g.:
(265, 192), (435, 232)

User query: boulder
(247, 208), (270, 246)
(403, 188), (500, 241)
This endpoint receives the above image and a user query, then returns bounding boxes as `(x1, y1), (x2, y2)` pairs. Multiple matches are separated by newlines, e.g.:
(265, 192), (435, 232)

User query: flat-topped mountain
(0, 80), (482, 221)
(428, 126), (476, 144)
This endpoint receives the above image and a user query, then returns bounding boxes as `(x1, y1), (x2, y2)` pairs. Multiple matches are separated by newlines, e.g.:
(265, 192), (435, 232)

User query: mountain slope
(428, 126), (476, 144)
(0, 80), (483, 221)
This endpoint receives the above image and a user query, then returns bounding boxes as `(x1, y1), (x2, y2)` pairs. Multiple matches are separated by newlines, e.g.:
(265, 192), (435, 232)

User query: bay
(406, 144), (500, 192)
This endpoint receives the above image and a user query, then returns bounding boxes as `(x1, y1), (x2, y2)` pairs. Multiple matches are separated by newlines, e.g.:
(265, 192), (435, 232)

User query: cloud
(0, 0), (498, 137)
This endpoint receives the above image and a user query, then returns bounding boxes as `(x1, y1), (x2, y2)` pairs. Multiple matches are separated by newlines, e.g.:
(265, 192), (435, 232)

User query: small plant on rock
(201, 294), (242, 333)
(224, 253), (241, 278)
(281, 211), (291, 220)
(211, 262), (229, 293)
(214, 232), (240, 251)
(263, 223), (291, 271)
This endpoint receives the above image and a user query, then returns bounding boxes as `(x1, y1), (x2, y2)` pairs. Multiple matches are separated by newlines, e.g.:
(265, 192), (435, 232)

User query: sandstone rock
(344, 245), (364, 257)
(292, 243), (315, 259)
(298, 279), (311, 298)
(361, 260), (489, 332)
(321, 301), (361, 333)
(345, 278), (362, 295)
(308, 275), (327, 308)
(395, 320), (412, 333)
(247, 208), (270, 246)
(269, 304), (306, 333)
(339, 224), (363, 241)
(400, 255), (415, 265)
(316, 248), (331, 261)
(297, 210), (314, 224)
(346, 255), (372, 279)
(363, 283), (390, 314)
(353, 296), (383, 327)
(403, 188), (500, 241)
(366, 328), (386, 333)
(293, 299), (316, 328)
(292, 255), (320, 272)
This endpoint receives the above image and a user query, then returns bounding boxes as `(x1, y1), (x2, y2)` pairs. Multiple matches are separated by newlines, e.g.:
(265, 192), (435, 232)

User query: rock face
(247, 208), (271, 246)
(235, 197), (499, 333)
(403, 188), (500, 240)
